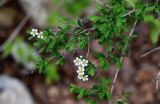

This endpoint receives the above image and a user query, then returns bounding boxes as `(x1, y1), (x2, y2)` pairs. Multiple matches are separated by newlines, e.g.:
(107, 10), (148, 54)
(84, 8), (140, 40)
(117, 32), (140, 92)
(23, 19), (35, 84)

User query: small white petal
(37, 35), (40, 38)
(86, 78), (88, 81)
(78, 75), (83, 80)
(76, 57), (79, 60)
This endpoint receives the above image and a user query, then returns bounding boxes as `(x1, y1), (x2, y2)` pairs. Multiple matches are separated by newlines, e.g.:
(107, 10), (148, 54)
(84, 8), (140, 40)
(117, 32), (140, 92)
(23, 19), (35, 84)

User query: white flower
(73, 56), (90, 81)
(82, 59), (88, 67)
(30, 29), (44, 39)
(30, 29), (38, 37)
(77, 68), (85, 75)
(38, 32), (44, 39)
(80, 56), (83, 58)
(78, 74), (84, 80)
(73, 57), (82, 66)
(82, 75), (88, 81)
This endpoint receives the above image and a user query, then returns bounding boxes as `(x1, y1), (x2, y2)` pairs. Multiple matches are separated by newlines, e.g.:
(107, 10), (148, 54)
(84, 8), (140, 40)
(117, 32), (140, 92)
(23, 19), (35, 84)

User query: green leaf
(55, 57), (65, 65)
(98, 92), (105, 100)
(135, 2), (144, 15)
(37, 58), (49, 73)
(98, 36), (105, 44)
(77, 39), (87, 48)
(45, 64), (59, 84)
(94, 53), (108, 70)
(69, 84), (77, 93)
(150, 30), (159, 44)
(86, 99), (97, 104)
(117, 101), (124, 104)
(88, 15), (99, 22)
(143, 15), (160, 44)
(78, 89), (86, 99)
(77, 19), (83, 27)
(2, 42), (12, 57)
(33, 42), (40, 47)
(86, 64), (96, 76)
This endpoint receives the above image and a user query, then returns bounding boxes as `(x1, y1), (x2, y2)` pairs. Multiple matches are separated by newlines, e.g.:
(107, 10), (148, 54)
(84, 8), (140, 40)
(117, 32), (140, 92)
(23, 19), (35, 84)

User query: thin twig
(141, 47), (160, 58)
(0, 14), (30, 51)
(94, 0), (111, 8)
(86, 30), (92, 58)
(108, 20), (137, 104)
(110, 57), (122, 94)
(79, 28), (94, 34)
(123, 9), (135, 17)
(156, 71), (160, 90)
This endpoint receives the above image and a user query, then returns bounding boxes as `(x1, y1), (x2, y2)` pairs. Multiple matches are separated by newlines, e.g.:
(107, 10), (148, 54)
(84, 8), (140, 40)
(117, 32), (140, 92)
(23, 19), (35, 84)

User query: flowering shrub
(28, 0), (159, 104)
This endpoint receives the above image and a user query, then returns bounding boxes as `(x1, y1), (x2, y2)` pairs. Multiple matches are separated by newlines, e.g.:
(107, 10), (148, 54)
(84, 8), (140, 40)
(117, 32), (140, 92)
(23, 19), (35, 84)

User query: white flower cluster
(73, 56), (89, 81)
(30, 29), (44, 39)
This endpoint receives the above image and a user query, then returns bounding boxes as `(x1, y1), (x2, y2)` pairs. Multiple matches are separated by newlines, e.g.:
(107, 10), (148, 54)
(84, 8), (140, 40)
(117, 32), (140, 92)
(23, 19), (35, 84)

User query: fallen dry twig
(108, 20), (137, 104)
(0, 14), (30, 51)
(141, 47), (160, 58)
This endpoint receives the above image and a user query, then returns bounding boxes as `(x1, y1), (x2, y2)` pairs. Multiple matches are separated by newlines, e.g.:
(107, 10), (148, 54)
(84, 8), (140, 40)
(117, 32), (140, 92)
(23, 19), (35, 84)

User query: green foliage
(64, 0), (89, 16)
(2, 37), (59, 84)
(45, 63), (59, 84)
(52, 0), (89, 16)
(144, 15), (160, 44)
(48, 0), (90, 26)
(69, 78), (112, 103)
(3, 37), (39, 69)
(36, 57), (59, 84)
(86, 64), (96, 76)
(94, 53), (108, 70)
(28, 0), (159, 103)
(47, 11), (62, 26)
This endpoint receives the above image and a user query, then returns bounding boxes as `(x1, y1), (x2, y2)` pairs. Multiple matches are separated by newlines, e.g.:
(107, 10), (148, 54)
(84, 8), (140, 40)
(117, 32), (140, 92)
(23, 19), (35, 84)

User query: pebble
(0, 75), (34, 104)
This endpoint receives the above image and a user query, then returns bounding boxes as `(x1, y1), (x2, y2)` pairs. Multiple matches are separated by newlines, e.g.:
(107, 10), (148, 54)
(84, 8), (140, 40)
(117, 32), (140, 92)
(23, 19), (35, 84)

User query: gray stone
(0, 75), (34, 104)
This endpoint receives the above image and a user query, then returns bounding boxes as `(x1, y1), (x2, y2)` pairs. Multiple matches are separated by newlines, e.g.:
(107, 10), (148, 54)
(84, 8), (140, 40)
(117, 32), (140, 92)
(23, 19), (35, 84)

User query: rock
(0, 75), (34, 104)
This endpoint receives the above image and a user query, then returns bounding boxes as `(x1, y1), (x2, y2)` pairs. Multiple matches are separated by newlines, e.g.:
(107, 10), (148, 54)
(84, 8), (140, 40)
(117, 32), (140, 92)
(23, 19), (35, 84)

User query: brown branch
(79, 28), (94, 34)
(141, 47), (160, 58)
(0, 14), (30, 51)
(156, 71), (160, 90)
(108, 20), (137, 104)
(86, 35), (90, 58)
(123, 9), (135, 17)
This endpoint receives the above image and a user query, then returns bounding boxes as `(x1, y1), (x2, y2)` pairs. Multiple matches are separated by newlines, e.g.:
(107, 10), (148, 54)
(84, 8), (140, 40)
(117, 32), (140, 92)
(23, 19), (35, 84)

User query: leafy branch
(27, 0), (159, 104)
